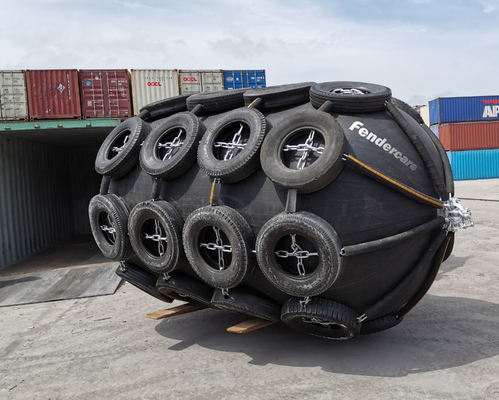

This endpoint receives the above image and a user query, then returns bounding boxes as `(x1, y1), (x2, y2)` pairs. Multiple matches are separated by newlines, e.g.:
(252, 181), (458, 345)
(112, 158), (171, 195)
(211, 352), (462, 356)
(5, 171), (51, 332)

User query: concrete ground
(1, 180), (498, 400)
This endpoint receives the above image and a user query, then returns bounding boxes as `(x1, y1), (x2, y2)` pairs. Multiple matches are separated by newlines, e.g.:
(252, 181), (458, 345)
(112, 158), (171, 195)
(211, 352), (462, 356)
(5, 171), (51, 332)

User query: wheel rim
(107, 129), (131, 160)
(155, 127), (186, 161)
(98, 211), (117, 245)
(274, 234), (319, 277)
(212, 121), (251, 161)
(302, 316), (346, 330)
(199, 226), (233, 270)
(139, 218), (168, 257)
(331, 87), (370, 95)
(281, 128), (325, 170)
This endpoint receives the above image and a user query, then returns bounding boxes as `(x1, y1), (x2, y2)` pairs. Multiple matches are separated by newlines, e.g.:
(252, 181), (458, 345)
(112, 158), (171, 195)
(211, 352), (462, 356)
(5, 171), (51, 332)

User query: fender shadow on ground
(154, 293), (499, 378)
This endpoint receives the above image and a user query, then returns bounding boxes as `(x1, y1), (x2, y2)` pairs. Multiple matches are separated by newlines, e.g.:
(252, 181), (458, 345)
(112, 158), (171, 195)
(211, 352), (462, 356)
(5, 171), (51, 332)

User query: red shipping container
(26, 70), (81, 120)
(80, 70), (132, 119)
(439, 121), (499, 151)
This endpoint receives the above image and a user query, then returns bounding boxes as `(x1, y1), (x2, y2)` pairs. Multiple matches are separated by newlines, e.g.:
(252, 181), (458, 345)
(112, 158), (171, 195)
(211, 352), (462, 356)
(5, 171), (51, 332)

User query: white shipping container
(0, 70), (28, 121)
(179, 70), (224, 95)
(131, 69), (180, 116)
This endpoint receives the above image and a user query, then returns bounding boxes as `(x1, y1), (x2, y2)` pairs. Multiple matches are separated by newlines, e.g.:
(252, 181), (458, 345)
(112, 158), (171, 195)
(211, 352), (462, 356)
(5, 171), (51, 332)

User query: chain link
(275, 234), (318, 276)
(302, 317), (335, 328)
(157, 129), (184, 160)
(143, 220), (168, 256)
(332, 88), (366, 95)
(214, 124), (246, 161)
(112, 135), (129, 154)
(199, 226), (232, 270)
(282, 130), (324, 170)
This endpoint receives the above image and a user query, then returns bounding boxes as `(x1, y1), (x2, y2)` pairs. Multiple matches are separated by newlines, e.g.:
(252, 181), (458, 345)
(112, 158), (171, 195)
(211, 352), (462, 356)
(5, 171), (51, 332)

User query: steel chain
(213, 124), (246, 161)
(282, 130), (324, 170)
(157, 129), (184, 160)
(112, 135), (129, 154)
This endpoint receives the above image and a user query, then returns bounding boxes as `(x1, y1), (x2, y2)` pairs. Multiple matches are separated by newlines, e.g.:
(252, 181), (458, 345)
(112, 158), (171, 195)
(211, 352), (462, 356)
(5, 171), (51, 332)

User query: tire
(89, 194), (132, 261)
(139, 112), (206, 180)
(128, 200), (186, 274)
(443, 232), (454, 262)
(183, 205), (256, 289)
(197, 108), (268, 183)
(95, 117), (151, 178)
(310, 81), (391, 112)
(243, 82), (315, 110)
(156, 272), (215, 308)
(390, 97), (425, 125)
(138, 95), (189, 122)
(256, 212), (341, 297)
(211, 287), (281, 321)
(260, 110), (346, 193)
(116, 262), (173, 303)
(360, 312), (403, 335)
(186, 89), (247, 113)
(281, 297), (360, 340)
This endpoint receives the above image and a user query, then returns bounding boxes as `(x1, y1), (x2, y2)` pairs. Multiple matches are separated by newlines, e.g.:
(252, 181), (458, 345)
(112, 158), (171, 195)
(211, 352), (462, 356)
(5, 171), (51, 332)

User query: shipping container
(179, 70), (224, 95)
(26, 70), (81, 120)
(131, 69), (179, 116)
(429, 95), (499, 125)
(0, 120), (119, 271)
(0, 71), (28, 121)
(447, 149), (499, 180)
(439, 121), (499, 151)
(416, 104), (430, 126)
(431, 125), (439, 138)
(80, 70), (132, 119)
(223, 70), (266, 90)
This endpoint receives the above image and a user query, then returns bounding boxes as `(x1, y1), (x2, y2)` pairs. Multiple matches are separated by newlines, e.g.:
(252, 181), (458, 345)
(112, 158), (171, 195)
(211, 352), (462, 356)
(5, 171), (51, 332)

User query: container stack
(430, 96), (499, 180)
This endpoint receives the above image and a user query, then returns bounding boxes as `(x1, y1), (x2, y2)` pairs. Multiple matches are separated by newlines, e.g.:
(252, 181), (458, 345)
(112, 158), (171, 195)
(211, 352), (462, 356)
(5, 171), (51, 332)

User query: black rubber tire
(128, 200), (185, 274)
(89, 194), (132, 261)
(183, 205), (256, 289)
(360, 312), (403, 335)
(186, 89), (247, 114)
(211, 287), (281, 321)
(281, 297), (360, 340)
(310, 81), (391, 112)
(116, 262), (173, 303)
(260, 110), (346, 193)
(243, 82), (315, 110)
(139, 112), (206, 180)
(197, 108), (268, 183)
(390, 98), (425, 125)
(256, 211), (342, 297)
(156, 272), (215, 308)
(95, 117), (151, 178)
(138, 95), (189, 122)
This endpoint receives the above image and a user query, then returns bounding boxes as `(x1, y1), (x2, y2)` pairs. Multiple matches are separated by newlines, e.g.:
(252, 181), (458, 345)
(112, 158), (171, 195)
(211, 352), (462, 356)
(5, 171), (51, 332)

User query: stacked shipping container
(0, 69), (266, 122)
(430, 95), (499, 180)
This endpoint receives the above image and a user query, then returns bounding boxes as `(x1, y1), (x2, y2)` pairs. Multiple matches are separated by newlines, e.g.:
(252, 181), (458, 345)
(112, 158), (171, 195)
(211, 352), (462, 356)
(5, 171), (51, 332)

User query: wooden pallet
(147, 304), (276, 333)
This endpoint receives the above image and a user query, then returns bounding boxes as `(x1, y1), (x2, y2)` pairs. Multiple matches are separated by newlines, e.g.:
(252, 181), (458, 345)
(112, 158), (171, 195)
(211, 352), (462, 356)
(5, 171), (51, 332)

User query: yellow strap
(210, 180), (216, 205)
(347, 155), (444, 208)
(247, 97), (262, 108)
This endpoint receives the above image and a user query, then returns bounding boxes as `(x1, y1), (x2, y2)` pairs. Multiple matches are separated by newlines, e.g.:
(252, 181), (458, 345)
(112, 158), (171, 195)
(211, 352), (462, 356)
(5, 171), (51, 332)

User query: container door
(200, 71), (224, 92)
(0, 71), (28, 121)
(179, 71), (202, 95)
(131, 69), (179, 115)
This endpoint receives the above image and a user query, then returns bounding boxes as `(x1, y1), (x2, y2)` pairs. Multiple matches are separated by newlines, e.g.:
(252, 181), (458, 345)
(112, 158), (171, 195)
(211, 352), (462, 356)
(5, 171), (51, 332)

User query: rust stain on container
(26, 70), (81, 121)
(439, 121), (499, 151)
(80, 70), (132, 119)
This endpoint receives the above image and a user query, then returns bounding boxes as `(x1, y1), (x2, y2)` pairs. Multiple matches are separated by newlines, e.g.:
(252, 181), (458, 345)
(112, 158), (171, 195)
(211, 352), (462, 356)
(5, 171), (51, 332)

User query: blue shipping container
(224, 70), (266, 90)
(429, 96), (499, 125)
(447, 149), (499, 180)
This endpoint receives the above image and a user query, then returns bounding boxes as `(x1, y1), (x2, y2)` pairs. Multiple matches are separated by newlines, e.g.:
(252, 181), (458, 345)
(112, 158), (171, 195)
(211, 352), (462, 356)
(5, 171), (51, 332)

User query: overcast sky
(1, 0), (498, 105)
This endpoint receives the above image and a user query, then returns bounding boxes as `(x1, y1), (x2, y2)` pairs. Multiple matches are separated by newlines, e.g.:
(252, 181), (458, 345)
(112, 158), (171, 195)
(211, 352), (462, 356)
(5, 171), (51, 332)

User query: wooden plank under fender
(146, 303), (207, 320)
(227, 318), (277, 334)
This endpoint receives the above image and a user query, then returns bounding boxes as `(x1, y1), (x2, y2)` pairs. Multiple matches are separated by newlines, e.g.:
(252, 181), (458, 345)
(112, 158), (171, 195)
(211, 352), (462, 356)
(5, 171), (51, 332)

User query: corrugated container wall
(223, 70), (266, 90)
(429, 96), (499, 125)
(179, 70), (224, 95)
(448, 149), (499, 181)
(131, 69), (179, 115)
(80, 70), (132, 119)
(439, 121), (499, 151)
(26, 70), (81, 120)
(0, 134), (72, 268)
(0, 71), (28, 121)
